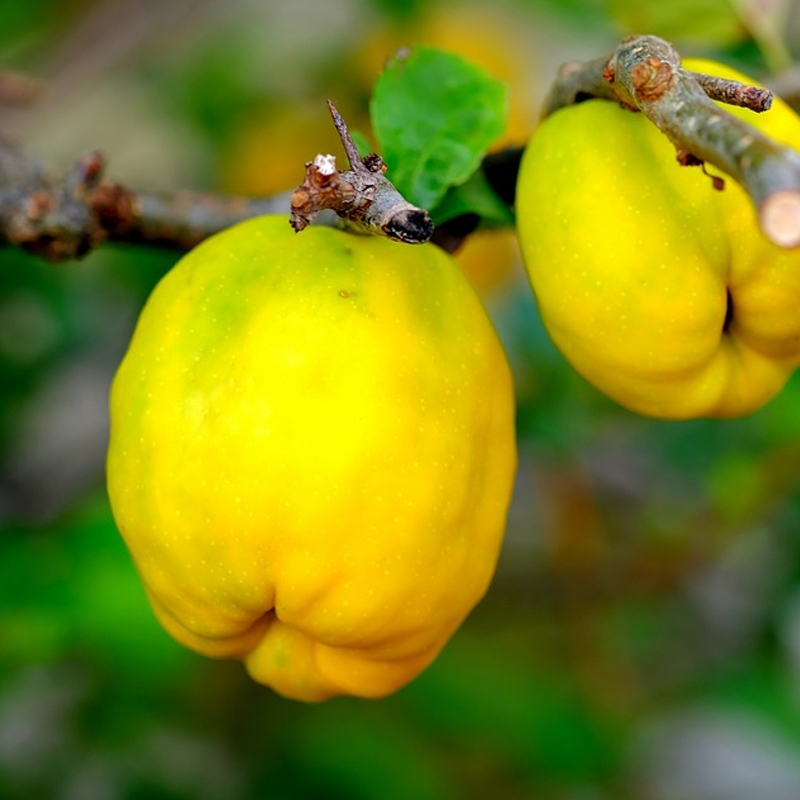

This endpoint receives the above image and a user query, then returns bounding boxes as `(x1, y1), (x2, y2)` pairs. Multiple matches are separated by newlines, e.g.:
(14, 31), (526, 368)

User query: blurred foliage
(4, 0), (800, 798)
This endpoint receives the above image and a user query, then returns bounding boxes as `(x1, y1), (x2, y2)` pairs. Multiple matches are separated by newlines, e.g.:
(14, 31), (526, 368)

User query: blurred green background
(4, 1), (800, 798)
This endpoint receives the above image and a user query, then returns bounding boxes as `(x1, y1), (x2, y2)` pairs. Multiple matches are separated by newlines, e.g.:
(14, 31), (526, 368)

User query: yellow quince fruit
(107, 215), (516, 701)
(516, 58), (800, 419)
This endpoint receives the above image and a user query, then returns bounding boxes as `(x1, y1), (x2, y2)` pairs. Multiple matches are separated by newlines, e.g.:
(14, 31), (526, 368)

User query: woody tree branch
(543, 34), (800, 248)
(0, 142), (292, 260)
(0, 101), (431, 263)
(4, 36), (800, 260)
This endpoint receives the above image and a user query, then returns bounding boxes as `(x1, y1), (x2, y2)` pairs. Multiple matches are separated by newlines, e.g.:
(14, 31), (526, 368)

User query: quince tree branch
(542, 34), (800, 248)
(0, 142), (292, 260)
(4, 36), (800, 261)
(0, 102), (431, 263)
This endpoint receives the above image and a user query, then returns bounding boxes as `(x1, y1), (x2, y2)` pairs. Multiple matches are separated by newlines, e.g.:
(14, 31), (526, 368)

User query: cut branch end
(760, 190), (800, 248)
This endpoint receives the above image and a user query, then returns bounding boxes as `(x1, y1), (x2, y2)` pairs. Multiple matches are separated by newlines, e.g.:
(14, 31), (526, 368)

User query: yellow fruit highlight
(107, 215), (517, 701)
(516, 59), (800, 419)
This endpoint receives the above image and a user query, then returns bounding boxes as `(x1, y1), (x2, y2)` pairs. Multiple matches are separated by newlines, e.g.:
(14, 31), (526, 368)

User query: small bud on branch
(543, 35), (800, 248)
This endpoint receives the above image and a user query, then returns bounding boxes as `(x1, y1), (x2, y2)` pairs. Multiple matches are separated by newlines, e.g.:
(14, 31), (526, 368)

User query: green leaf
(431, 168), (515, 226)
(370, 46), (508, 211)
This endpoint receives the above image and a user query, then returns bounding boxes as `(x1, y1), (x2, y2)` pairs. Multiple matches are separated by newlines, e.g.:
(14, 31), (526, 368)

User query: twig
(543, 35), (800, 248)
(290, 100), (433, 244)
(688, 71), (772, 112)
(0, 100), (432, 262)
(0, 144), (290, 260)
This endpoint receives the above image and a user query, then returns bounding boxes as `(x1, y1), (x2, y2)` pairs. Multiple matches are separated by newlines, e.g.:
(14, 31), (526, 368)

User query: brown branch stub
(289, 100), (433, 244)
(688, 71), (773, 112)
(543, 34), (800, 248)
